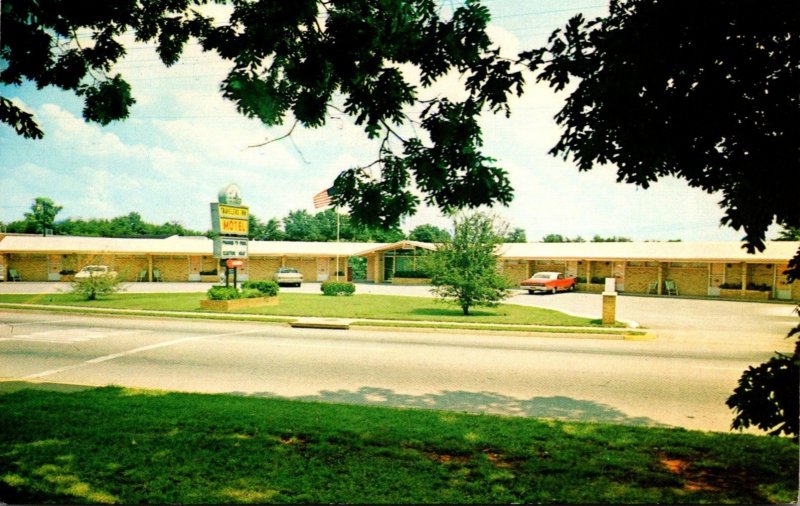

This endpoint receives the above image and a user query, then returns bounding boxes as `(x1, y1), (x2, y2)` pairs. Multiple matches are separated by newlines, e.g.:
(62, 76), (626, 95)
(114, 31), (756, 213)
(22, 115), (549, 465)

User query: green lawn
(0, 385), (796, 504)
(0, 292), (605, 327)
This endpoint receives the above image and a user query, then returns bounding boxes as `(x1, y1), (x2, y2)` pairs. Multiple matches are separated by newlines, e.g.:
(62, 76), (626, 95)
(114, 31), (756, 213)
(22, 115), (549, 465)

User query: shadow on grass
(235, 387), (666, 428)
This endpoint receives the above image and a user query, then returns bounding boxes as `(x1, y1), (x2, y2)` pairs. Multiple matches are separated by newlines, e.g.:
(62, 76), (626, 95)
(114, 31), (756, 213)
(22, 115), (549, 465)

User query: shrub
(719, 282), (739, 289)
(590, 276), (605, 284)
(207, 286), (241, 300)
(321, 281), (356, 296)
(199, 269), (218, 275)
(242, 280), (279, 297)
(393, 270), (430, 278)
(241, 288), (262, 299)
(747, 282), (772, 292)
(71, 275), (124, 301)
(575, 276), (587, 283)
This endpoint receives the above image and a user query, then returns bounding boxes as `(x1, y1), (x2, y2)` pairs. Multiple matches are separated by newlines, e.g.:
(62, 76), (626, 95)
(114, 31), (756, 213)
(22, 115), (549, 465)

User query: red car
(520, 271), (576, 294)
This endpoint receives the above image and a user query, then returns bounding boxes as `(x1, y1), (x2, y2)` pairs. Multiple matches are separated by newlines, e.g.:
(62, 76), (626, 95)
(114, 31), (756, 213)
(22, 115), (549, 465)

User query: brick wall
(113, 255), (149, 282)
(8, 254), (48, 281)
(531, 260), (567, 273)
(725, 263), (744, 287)
(749, 263), (775, 288)
(625, 266), (659, 293)
(249, 258), (281, 281)
(585, 261), (613, 280)
(502, 262), (528, 286)
(664, 264), (708, 296)
(281, 257), (316, 282)
(152, 256), (189, 282)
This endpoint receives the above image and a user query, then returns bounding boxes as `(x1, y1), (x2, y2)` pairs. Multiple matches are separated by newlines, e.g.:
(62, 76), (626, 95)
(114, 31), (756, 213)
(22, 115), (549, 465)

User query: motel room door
(317, 257), (330, 282)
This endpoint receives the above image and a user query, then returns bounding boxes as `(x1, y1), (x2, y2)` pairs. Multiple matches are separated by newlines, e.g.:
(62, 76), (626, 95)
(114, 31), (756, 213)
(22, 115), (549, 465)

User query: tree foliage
(70, 274), (125, 301)
(23, 197), (62, 236)
(504, 227), (527, 243)
(426, 212), (510, 315)
(1, 0), (524, 228)
(408, 224), (451, 244)
(527, 0), (799, 439)
(525, 0), (799, 254)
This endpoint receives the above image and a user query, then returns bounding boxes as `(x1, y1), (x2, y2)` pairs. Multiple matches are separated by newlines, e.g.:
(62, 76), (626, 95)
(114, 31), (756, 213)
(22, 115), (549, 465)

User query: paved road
(0, 304), (793, 434)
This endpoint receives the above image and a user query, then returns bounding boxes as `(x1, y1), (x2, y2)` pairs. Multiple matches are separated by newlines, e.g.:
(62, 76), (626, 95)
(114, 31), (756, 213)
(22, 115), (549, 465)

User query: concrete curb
(0, 302), (647, 341)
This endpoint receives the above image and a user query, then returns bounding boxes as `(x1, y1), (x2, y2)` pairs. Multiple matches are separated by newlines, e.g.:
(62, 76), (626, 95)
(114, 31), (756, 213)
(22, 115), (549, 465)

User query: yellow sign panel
(219, 205), (249, 219)
(220, 218), (249, 235)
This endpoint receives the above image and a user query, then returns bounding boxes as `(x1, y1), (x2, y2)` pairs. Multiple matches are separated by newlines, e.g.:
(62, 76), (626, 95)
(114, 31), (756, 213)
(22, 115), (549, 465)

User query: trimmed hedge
(242, 280), (280, 297)
(207, 286), (241, 300)
(208, 280), (280, 300)
(321, 281), (356, 296)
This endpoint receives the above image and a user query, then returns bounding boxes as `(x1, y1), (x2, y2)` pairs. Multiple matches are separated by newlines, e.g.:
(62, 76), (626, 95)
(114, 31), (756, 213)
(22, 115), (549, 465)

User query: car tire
(528, 290), (534, 295)
(551, 287), (557, 295)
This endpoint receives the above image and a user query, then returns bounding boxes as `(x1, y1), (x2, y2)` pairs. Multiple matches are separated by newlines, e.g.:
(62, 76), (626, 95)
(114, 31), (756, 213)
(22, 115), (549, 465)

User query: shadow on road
(235, 386), (667, 428)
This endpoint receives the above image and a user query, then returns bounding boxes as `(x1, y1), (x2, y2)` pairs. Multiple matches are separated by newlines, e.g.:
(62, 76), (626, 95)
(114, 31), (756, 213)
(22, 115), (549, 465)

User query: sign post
(211, 183), (249, 289)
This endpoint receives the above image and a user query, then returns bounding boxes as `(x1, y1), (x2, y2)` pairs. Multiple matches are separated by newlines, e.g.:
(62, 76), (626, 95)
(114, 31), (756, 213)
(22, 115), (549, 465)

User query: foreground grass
(0, 386), (796, 504)
(0, 292), (604, 327)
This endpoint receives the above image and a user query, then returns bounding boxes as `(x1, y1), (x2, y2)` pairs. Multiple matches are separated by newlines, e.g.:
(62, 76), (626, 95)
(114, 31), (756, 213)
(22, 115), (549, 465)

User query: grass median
(0, 385), (796, 504)
(0, 292), (618, 328)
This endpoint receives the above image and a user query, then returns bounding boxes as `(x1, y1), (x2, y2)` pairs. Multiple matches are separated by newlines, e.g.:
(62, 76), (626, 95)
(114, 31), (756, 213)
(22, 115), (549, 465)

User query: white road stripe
(22, 329), (265, 379)
(0, 328), (144, 344)
(0, 318), (74, 327)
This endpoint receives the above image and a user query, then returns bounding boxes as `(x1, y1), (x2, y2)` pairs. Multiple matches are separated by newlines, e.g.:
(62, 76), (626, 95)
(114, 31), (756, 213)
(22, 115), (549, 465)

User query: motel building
(0, 234), (798, 302)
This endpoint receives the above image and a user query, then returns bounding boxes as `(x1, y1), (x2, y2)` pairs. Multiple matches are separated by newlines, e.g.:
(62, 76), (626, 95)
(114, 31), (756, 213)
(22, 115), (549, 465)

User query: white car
(273, 267), (303, 287)
(75, 265), (117, 279)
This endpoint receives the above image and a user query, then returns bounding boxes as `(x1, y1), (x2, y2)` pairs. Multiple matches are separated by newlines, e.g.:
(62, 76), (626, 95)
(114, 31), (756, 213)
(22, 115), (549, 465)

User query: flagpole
(335, 206), (340, 281)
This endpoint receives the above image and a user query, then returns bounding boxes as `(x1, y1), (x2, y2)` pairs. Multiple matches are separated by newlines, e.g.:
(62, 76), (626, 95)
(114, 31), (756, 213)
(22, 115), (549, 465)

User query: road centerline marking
(21, 329), (266, 380)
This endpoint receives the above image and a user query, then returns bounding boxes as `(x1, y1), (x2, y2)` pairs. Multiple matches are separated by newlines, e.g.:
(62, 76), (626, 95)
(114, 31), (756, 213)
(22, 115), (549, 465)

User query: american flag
(313, 187), (334, 208)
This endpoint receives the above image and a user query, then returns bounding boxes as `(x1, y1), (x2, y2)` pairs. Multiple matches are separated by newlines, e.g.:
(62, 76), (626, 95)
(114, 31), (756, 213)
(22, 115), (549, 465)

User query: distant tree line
(3, 208), (203, 238)
(541, 234), (633, 243)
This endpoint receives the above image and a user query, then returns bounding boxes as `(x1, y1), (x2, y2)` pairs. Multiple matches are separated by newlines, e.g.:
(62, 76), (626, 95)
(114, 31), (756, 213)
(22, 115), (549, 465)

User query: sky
(0, 0), (778, 242)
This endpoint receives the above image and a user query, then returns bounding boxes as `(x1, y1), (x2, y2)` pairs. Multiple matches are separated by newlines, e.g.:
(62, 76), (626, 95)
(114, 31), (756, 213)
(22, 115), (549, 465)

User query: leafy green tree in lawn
(24, 197), (62, 236)
(2, 0), (523, 228)
(528, 0), (799, 438)
(409, 224), (451, 244)
(427, 212), (510, 316)
(71, 273), (125, 301)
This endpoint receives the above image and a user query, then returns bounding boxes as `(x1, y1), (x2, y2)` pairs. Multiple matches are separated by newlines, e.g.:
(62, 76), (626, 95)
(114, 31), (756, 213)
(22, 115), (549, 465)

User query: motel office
(1, 234), (798, 301)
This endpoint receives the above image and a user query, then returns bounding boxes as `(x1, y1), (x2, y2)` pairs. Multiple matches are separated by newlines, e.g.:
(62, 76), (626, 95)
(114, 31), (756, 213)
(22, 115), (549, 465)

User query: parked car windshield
(278, 268), (298, 273)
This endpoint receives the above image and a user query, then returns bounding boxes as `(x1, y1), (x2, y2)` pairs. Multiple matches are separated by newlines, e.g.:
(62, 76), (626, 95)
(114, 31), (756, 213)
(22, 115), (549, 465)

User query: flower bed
(719, 288), (770, 300)
(200, 296), (278, 311)
(576, 283), (604, 293)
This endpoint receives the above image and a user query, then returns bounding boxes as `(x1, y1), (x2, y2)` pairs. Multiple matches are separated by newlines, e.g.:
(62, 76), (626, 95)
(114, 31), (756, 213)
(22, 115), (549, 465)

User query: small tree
(427, 212), (510, 315)
(71, 275), (124, 301)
